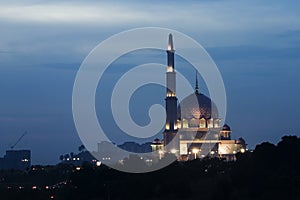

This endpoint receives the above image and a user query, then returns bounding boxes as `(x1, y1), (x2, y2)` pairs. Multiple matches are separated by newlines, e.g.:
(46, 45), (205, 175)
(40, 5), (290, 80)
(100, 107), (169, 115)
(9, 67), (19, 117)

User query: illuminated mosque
(151, 34), (246, 161)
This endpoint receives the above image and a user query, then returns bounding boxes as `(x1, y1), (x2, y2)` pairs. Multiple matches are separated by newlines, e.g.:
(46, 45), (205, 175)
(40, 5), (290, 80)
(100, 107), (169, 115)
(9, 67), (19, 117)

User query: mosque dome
(178, 91), (218, 120)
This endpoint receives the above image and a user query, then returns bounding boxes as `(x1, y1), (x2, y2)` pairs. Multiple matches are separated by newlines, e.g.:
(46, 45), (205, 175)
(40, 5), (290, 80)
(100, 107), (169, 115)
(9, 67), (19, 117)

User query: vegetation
(0, 135), (300, 200)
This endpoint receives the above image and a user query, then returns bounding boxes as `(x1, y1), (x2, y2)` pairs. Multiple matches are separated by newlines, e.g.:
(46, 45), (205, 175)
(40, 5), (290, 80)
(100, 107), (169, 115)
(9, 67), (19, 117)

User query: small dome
(178, 92), (218, 120)
(236, 137), (246, 145)
(222, 124), (231, 131)
(152, 138), (162, 144)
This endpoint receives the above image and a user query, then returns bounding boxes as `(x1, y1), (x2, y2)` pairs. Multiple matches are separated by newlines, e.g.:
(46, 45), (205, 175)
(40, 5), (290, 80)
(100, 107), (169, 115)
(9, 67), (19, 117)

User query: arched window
(214, 119), (220, 128)
(190, 118), (199, 127)
(200, 118), (206, 128)
(207, 118), (213, 128)
(182, 118), (189, 128)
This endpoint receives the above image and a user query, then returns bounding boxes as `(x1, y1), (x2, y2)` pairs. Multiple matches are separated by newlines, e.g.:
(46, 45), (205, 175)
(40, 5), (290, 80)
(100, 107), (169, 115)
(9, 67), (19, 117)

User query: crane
(10, 131), (27, 150)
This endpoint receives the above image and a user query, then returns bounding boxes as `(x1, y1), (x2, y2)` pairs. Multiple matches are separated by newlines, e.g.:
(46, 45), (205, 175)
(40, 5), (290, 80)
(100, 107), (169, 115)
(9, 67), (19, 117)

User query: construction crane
(10, 131), (27, 150)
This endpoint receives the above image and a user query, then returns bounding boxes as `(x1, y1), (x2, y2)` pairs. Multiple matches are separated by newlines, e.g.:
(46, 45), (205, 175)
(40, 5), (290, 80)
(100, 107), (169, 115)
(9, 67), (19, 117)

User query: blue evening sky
(0, 0), (299, 164)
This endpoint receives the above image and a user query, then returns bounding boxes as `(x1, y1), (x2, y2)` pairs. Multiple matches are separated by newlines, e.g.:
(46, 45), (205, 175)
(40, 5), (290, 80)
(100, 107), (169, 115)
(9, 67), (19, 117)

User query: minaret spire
(168, 34), (174, 51)
(195, 70), (199, 94)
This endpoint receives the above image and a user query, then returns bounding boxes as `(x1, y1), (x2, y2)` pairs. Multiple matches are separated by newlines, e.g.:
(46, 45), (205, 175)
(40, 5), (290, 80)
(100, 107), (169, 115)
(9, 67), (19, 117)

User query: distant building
(0, 150), (31, 170)
(118, 142), (152, 153)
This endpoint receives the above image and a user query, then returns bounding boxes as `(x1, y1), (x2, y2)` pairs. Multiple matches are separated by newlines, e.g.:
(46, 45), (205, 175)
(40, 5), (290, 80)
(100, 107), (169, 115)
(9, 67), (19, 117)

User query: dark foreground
(1, 135), (300, 200)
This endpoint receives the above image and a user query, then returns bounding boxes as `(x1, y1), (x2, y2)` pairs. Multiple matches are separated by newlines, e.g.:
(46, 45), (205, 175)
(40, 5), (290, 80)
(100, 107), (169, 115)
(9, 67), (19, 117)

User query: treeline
(0, 135), (300, 200)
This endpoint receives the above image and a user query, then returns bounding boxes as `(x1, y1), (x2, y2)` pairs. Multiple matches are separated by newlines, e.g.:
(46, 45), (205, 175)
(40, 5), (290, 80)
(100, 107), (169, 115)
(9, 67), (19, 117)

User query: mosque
(151, 34), (246, 161)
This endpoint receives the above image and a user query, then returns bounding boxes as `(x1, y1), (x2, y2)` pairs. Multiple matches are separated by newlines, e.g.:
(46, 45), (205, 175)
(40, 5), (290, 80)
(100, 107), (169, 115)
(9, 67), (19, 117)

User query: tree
(78, 145), (85, 152)
(70, 152), (75, 159)
(64, 154), (70, 160)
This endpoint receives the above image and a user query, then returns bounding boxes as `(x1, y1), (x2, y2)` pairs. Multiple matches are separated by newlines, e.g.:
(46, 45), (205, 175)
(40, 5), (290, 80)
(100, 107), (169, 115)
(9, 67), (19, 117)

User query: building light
(177, 120), (181, 129)
(170, 149), (177, 154)
(210, 151), (215, 155)
(165, 123), (170, 130)
(240, 148), (246, 153)
(158, 150), (164, 159)
(192, 148), (199, 159)
(76, 167), (81, 171)
(192, 148), (199, 154)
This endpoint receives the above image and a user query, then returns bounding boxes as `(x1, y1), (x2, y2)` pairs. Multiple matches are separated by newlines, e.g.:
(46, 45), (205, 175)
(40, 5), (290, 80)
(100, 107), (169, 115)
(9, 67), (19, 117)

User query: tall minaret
(163, 34), (179, 152)
(195, 70), (199, 94)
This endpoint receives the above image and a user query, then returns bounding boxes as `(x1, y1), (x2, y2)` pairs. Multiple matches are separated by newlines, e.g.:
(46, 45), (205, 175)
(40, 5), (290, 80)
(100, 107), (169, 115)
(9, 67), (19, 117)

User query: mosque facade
(151, 34), (246, 161)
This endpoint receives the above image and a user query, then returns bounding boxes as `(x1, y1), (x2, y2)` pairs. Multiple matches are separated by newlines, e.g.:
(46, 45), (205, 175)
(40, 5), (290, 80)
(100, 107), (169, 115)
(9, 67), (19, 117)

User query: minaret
(163, 34), (179, 153)
(195, 70), (199, 94)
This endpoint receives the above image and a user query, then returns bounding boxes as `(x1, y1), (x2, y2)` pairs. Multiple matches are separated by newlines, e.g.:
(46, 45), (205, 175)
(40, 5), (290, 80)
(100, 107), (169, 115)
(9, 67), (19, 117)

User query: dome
(222, 124), (231, 131)
(152, 138), (162, 144)
(236, 137), (246, 145)
(178, 92), (218, 120)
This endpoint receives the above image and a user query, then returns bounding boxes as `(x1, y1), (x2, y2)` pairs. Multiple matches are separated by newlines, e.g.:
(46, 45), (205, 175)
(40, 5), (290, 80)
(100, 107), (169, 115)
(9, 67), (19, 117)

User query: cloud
(0, 2), (163, 25)
(0, 1), (298, 31)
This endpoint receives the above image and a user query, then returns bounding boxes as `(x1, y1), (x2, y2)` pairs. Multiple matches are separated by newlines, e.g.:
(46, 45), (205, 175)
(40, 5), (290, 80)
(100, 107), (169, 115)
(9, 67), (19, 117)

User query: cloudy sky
(0, 0), (300, 164)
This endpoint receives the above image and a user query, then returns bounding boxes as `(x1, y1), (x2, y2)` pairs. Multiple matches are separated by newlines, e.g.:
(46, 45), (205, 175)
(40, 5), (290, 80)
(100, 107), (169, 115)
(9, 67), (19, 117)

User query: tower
(163, 34), (179, 153)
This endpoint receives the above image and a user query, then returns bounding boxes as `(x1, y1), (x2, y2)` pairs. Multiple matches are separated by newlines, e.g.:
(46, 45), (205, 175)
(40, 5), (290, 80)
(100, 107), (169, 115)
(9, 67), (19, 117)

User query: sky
(0, 0), (300, 164)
